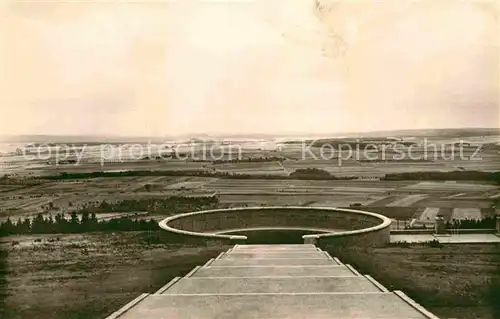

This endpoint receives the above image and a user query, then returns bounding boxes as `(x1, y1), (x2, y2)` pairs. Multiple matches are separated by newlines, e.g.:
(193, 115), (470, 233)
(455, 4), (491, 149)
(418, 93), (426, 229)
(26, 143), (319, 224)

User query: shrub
(428, 239), (443, 248)
(390, 241), (412, 248)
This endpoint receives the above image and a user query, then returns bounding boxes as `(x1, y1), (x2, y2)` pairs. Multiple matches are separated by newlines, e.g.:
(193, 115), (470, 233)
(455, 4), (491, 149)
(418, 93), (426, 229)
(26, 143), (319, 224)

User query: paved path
(418, 207), (440, 221)
(106, 244), (439, 318)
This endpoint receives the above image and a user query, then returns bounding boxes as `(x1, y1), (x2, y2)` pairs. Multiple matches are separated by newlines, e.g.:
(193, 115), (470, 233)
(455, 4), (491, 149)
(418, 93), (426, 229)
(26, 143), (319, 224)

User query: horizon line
(1, 126), (500, 140)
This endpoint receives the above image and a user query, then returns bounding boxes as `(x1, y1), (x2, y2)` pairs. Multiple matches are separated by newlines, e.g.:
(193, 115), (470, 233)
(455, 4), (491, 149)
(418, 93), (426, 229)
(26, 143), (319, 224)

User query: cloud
(0, 0), (498, 136)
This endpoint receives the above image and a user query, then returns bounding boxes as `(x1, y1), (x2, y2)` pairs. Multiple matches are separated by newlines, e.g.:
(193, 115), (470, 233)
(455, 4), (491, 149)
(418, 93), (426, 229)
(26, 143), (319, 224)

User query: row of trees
(0, 212), (159, 236)
(0, 195), (221, 236)
(37, 169), (500, 184)
(40, 169), (357, 181)
(289, 168), (356, 180)
(446, 217), (496, 230)
(42, 170), (268, 180)
(81, 196), (219, 214)
(383, 171), (500, 183)
(212, 156), (287, 164)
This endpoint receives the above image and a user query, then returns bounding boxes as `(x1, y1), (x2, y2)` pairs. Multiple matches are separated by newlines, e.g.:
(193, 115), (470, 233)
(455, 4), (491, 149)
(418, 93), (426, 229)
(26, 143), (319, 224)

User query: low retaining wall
(391, 230), (434, 235)
(219, 227), (332, 244)
(159, 207), (392, 247)
(446, 228), (496, 234)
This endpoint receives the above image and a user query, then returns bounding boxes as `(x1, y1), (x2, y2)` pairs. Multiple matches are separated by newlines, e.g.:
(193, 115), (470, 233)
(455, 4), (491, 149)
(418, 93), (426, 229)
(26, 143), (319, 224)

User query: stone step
(231, 245), (319, 252)
(221, 252), (330, 260)
(229, 249), (322, 254)
(191, 265), (358, 277)
(210, 258), (337, 267)
(161, 276), (383, 294)
(112, 292), (431, 319)
(235, 244), (317, 249)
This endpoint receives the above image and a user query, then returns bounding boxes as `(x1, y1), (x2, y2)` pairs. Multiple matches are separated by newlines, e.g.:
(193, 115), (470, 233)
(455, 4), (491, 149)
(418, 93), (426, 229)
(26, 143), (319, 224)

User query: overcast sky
(0, 0), (498, 137)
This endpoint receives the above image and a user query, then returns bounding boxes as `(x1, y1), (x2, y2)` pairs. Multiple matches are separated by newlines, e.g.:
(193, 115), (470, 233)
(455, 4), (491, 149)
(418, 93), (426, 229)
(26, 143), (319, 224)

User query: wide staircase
(106, 244), (439, 318)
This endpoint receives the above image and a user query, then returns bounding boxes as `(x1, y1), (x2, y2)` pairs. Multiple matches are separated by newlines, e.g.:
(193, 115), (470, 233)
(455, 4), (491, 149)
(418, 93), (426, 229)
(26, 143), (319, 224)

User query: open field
(401, 181), (499, 192)
(0, 175), (498, 224)
(386, 194), (428, 206)
(2, 132), (499, 178)
(326, 243), (500, 319)
(0, 232), (229, 319)
(0, 132), (499, 318)
(1, 232), (498, 319)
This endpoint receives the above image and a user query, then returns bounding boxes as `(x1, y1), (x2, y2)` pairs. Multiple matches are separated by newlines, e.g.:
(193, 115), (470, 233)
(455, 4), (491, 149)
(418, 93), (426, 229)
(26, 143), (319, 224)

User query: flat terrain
(0, 232), (229, 319)
(1, 233), (499, 319)
(0, 132), (499, 318)
(2, 133), (500, 178)
(1, 177), (497, 230)
(1, 134), (498, 226)
(326, 243), (500, 319)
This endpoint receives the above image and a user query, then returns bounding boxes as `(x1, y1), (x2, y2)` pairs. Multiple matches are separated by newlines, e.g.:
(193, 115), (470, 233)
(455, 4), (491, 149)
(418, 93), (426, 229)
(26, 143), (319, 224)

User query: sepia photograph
(0, 0), (499, 318)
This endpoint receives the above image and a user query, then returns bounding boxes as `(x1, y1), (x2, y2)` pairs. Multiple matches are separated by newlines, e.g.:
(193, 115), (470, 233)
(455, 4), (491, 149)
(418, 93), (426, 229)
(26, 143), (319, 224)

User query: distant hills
(1, 127), (499, 144)
(340, 128), (500, 139)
